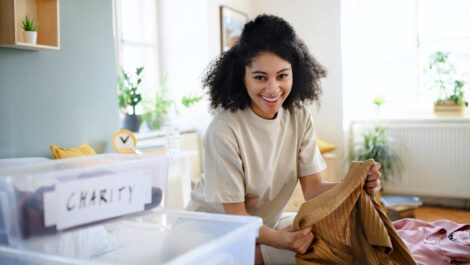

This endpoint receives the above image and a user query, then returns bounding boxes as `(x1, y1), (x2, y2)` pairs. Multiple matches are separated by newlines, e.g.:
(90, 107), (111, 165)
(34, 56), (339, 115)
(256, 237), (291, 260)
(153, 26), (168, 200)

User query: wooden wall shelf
(0, 0), (60, 50)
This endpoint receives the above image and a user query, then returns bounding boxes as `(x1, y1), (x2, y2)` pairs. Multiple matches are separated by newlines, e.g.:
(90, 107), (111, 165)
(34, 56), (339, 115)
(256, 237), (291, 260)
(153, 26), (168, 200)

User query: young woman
(186, 14), (382, 264)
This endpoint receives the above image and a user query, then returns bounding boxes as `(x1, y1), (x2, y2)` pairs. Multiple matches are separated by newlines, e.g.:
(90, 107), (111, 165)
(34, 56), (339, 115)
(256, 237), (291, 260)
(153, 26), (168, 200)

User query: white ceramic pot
(23, 31), (37, 44)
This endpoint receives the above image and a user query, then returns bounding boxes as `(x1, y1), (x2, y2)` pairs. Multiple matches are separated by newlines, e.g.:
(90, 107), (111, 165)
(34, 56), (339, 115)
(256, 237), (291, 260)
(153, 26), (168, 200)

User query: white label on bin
(53, 173), (152, 230)
(43, 191), (57, 227)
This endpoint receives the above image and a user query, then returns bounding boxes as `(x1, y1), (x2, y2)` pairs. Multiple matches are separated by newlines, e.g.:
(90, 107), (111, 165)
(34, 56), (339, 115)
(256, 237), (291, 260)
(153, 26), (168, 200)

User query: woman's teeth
(262, 95), (280, 102)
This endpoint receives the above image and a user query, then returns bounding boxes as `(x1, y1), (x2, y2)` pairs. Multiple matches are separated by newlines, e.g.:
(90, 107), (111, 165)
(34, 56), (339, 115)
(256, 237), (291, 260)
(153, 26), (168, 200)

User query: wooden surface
(0, 0), (15, 44)
(37, 0), (59, 46)
(415, 206), (470, 224)
(0, 0), (59, 49)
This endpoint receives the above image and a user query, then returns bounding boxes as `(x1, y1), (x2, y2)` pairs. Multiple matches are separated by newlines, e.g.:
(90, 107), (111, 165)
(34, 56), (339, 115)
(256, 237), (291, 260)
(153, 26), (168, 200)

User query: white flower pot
(23, 31), (37, 44)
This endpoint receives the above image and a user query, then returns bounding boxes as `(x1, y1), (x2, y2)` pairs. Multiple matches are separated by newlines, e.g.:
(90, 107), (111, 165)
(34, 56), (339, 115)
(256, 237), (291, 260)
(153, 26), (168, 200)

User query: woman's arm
(223, 202), (313, 253)
(299, 172), (337, 201)
(300, 162), (382, 201)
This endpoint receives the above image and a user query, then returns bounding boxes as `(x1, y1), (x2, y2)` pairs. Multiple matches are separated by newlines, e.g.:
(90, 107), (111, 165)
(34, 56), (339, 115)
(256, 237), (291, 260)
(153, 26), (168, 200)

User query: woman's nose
(266, 79), (279, 92)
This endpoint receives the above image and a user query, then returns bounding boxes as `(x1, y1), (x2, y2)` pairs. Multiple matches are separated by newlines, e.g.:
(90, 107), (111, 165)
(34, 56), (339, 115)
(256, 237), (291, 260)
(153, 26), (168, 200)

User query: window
(342, 0), (470, 121)
(113, 0), (160, 114)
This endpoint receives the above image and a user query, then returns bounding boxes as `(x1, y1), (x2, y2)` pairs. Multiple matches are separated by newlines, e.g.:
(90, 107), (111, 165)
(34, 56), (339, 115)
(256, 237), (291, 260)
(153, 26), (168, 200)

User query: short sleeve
(298, 108), (327, 177)
(202, 122), (245, 203)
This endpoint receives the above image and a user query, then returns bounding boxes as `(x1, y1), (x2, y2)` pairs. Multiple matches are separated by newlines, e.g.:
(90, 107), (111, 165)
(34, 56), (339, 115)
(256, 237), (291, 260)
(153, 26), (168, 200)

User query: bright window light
(342, 0), (470, 121)
(113, 0), (160, 114)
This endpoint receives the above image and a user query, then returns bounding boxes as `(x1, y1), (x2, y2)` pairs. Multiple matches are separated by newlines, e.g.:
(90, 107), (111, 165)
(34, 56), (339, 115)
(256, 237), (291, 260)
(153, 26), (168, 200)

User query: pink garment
(393, 218), (470, 265)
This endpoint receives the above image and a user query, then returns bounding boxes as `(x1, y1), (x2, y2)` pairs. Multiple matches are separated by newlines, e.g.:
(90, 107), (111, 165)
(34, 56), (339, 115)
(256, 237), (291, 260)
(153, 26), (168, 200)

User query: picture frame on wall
(219, 6), (248, 52)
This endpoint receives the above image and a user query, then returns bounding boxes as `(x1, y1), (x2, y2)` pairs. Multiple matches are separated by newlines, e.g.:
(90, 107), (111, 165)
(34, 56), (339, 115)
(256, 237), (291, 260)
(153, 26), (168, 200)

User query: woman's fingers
(365, 178), (381, 188)
(366, 172), (380, 181)
(292, 228), (314, 254)
(365, 162), (382, 194)
(297, 232), (314, 254)
(368, 162), (382, 173)
(365, 178), (381, 194)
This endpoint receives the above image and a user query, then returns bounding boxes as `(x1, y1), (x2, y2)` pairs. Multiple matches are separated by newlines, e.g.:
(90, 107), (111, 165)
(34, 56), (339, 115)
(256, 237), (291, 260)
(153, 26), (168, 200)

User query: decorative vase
(123, 114), (142, 132)
(23, 31), (37, 44)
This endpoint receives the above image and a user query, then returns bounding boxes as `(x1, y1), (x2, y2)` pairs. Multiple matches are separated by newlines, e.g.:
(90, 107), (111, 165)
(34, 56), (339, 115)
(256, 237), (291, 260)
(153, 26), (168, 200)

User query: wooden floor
(415, 206), (470, 223)
(286, 186), (470, 224)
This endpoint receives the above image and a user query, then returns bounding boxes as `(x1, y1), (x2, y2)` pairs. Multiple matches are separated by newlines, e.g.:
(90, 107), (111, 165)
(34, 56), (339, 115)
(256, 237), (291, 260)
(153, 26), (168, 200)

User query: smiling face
(244, 52), (293, 119)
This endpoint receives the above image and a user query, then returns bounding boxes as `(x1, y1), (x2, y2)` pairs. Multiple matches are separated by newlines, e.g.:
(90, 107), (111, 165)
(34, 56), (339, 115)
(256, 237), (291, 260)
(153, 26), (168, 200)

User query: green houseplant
(428, 51), (468, 115)
(181, 94), (204, 108)
(141, 74), (204, 131)
(372, 96), (385, 115)
(21, 15), (38, 44)
(351, 125), (402, 183)
(117, 67), (144, 132)
(142, 74), (174, 130)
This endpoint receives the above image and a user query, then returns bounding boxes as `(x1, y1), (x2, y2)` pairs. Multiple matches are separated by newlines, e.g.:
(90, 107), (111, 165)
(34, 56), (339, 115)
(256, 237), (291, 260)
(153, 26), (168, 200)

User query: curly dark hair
(203, 14), (327, 112)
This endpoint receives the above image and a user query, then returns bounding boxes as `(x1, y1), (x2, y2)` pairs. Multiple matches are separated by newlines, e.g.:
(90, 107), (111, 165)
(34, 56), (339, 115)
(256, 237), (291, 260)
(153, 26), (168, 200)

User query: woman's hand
(365, 162), (382, 195)
(224, 202), (314, 256)
(276, 225), (314, 254)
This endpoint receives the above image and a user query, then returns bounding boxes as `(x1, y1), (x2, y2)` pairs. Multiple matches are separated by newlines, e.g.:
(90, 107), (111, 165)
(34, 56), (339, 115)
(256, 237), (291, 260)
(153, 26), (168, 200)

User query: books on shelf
(380, 195), (423, 208)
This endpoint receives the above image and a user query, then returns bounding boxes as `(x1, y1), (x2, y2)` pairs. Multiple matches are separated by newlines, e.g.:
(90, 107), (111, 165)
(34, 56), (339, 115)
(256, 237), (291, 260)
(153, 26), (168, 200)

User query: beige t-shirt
(186, 105), (326, 228)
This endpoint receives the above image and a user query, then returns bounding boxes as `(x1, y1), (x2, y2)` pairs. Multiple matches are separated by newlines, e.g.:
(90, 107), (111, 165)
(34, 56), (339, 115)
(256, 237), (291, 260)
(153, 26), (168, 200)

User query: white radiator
(350, 119), (470, 199)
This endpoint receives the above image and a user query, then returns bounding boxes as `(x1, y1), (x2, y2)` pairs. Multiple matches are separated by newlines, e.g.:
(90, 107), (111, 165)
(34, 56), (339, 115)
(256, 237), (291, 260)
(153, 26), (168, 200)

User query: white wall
(157, 0), (210, 133)
(252, 0), (344, 178)
(158, 0), (253, 135)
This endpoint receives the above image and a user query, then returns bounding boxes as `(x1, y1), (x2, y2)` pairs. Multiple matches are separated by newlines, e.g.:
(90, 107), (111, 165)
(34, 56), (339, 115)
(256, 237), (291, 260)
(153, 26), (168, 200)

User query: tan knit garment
(293, 160), (416, 265)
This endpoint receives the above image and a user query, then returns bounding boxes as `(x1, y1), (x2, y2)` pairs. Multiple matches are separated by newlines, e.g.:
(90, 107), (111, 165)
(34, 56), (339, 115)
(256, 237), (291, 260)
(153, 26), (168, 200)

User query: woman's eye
(278, 74), (288, 80)
(254, 75), (266, 81)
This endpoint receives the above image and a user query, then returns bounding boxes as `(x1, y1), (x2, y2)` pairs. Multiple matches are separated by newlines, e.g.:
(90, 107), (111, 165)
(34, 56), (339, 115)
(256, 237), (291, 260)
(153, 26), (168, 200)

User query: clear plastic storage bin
(0, 209), (261, 265)
(0, 154), (169, 247)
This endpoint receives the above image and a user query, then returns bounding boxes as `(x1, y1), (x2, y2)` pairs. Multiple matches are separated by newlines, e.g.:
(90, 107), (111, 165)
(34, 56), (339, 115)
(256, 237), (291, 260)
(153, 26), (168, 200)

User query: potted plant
(428, 51), (468, 116)
(117, 67), (144, 132)
(351, 125), (402, 184)
(141, 74), (204, 131)
(21, 15), (38, 45)
(372, 96), (385, 115)
(142, 88), (174, 130)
